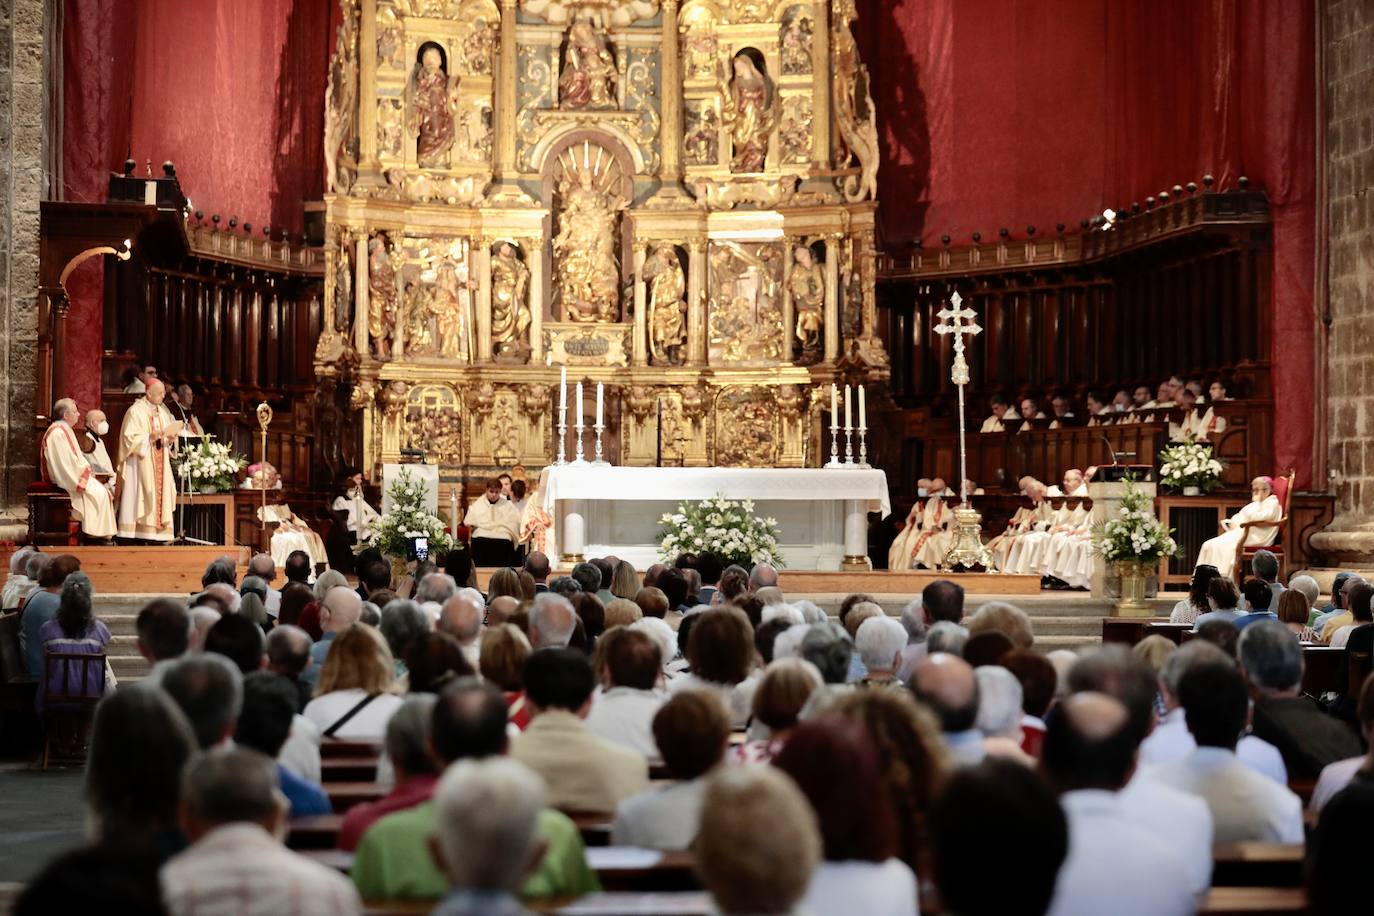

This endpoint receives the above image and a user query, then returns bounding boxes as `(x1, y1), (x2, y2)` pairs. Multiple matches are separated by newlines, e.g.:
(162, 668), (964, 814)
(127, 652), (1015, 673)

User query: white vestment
(1043, 504), (1093, 587)
(1195, 495), (1281, 579)
(911, 497), (953, 569)
(116, 398), (178, 541)
(332, 491), (380, 539)
(988, 506), (1035, 571)
(980, 415), (1005, 433)
(464, 497), (521, 542)
(1005, 501), (1066, 574)
(41, 421), (116, 538)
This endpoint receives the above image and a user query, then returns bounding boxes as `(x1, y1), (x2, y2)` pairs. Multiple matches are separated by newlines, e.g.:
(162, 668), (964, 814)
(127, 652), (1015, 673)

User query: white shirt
(1308, 756), (1366, 820)
(301, 689), (403, 741)
(1117, 771), (1214, 896)
(264, 586), (282, 616)
(1329, 625), (1356, 648)
(1048, 790), (1196, 916)
(666, 672), (758, 728)
(803, 858), (918, 916)
(1150, 746), (1304, 843)
(464, 496), (521, 542)
(611, 778), (706, 850)
(1139, 709), (1288, 784)
(161, 822), (361, 916)
(585, 686), (665, 761)
(279, 713), (322, 783)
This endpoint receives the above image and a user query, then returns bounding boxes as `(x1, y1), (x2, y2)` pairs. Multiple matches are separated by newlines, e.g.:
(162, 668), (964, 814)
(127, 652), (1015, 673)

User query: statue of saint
(490, 242), (532, 357)
(558, 20), (617, 110)
(721, 53), (774, 173)
(434, 259), (478, 361)
(368, 236), (399, 360)
(646, 246), (687, 365)
(554, 168), (624, 322)
(789, 245), (824, 363)
(780, 13), (813, 75)
(409, 44), (458, 168)
(404, 279), (437, 356)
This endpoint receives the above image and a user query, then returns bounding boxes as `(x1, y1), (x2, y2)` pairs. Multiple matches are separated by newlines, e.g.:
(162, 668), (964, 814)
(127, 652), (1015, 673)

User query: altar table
(540, 466), (891, 570)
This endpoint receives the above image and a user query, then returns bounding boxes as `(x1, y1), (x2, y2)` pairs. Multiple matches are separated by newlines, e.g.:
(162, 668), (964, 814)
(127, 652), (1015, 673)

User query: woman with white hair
(974, 666), (1032, 764)
(1195, 476), (1282, 579)
(2, 547), (37, 610)
(855, 616), (908, 687)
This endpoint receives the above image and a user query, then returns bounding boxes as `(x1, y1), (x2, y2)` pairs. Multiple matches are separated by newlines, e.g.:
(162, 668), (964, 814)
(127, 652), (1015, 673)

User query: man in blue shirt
(1235, 579), (1279, 631)
(236, 671), (331, 815)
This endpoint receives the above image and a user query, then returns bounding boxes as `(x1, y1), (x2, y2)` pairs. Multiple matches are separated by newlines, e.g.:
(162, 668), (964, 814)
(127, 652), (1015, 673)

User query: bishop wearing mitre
(41, 398), (116, 540)
(117, 380), (183, 541)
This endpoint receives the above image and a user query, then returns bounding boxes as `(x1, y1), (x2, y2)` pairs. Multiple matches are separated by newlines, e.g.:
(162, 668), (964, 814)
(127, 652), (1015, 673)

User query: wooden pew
(324, 782), (386, 812)
(320, 739), (382, 759)
(537, 891), (712, 915)
(1199, 886), (1306, 914)
(1102, 618), (1170, 646)
(1301, 646), (1343, 695)
(288, 814), (345, 851)
(1145, 622), (1194, 645)
(322, 755), (380, 782)
(1210, 844), (1303, 888)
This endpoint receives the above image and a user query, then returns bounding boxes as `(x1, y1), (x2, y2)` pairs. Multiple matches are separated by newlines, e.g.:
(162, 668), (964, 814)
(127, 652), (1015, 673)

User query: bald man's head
(321, 586), (363, 634)
(911, 653), (979, 733)
(145, 379), (166, 405)
(486, 595), (519, 627)
(440, 595), (483, 643)
(1040, 692), (1136, 793)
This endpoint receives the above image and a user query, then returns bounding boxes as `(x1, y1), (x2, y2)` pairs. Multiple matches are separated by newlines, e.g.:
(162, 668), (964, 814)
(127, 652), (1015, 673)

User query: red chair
(1233, 470), (1296, 585)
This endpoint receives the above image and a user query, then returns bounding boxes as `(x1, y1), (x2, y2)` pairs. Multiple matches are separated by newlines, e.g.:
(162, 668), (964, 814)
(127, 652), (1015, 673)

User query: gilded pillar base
(842, 554), (870, 571)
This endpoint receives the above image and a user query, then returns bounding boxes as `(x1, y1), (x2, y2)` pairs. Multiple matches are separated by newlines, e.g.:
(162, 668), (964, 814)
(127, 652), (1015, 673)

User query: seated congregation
(6, 546), (1373, 916)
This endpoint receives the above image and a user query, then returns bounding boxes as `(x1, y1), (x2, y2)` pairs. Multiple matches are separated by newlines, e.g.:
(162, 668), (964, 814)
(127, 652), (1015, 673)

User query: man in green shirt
(351, 679), (599, 902)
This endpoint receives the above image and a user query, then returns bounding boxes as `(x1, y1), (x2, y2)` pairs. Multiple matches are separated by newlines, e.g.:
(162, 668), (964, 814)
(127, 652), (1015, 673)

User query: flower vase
(199, 484), (218, 495)
(1182, 486), (1200, 497)
(1112, 559), (1154, 617)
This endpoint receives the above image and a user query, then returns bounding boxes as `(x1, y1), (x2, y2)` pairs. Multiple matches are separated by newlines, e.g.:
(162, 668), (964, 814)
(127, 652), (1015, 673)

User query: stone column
(823, 236), (840, 362)
(687, 240), (706, 365)
(633, 245), (648, 366)
(495, 0), (519, 179)
(354, 232), (370, 355)
(528, 240), (545, 362)
(476, 242), (493, 363)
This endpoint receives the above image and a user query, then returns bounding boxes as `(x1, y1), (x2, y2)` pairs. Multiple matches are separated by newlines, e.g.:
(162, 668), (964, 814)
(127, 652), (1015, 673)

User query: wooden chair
(1233, 470), (1295, 585)
(26, 481), (79, 546)
(40, 649), (107, 768)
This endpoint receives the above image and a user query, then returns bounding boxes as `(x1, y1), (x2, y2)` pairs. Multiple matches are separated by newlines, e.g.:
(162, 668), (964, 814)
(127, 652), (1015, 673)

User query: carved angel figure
(491, 242), (532, 356)
(554, 169), (624, 322)
(789, 245), (824, 363)
(368, 236), (399, 360)
(721, 53), (775, 173)
(409, 44), (458, 167)
(558, 20), (618, 110)
(646, 246), (687, 365)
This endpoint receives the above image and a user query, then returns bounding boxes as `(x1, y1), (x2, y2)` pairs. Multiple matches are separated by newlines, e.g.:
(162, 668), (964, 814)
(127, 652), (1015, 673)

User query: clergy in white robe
(464, 477), (522, 566)
(1006, 491), (1069, 575)
(990, 478), (1048, 572)
(980, 398), (1010, 433)
(80, 410), (116, 486)
(116, 382), (182, 541)
(1042, 502), (1093, 587)
(910, 485), (954, 569)
(41, 399), (116, 539)
(888, 502), (925, 570)
(1196, 478), (1282, 579)
(332, 471), (380, 541)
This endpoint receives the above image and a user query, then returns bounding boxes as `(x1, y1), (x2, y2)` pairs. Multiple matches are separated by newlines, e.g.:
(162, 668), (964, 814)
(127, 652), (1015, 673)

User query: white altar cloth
(540, 466), (891, 570)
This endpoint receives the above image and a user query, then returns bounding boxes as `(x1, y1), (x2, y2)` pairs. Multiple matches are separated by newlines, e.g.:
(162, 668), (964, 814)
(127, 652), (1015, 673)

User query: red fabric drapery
(860, 0), (1317, 485)
(59, 0), (328, 410)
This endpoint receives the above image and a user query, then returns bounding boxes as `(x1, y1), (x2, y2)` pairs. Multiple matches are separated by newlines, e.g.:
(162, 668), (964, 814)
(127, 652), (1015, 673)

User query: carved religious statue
(409, 43), (458, 167)
(368, 235), (399, 359)
(434, 257), (477, 361)
(558, 20), (618, 110)
(721, 53), (775, 173)
(404, 279), (437, 356)
(789, 245), (824, 363)
(646, 246), (687, 366)
(780, 11), (813, 75)
(491, 242), (532, 359)
(554, 168), (624, 322)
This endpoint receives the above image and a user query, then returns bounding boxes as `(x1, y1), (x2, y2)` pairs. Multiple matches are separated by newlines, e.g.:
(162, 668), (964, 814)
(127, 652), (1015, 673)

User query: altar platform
(0, 545), (249, 595)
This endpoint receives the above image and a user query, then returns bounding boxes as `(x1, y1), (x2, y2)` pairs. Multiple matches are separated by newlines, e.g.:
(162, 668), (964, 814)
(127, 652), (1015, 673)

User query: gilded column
(660, 0), (683, 183)
(529, 239), (545, 362)
(823, 235), (840, 362)
(476, 241), (493, 362)
(495, 0), (519, 178)
(814, 2), (832, 167)
(360, 0), (378, 168)
(781, 242), (795, 364)
(354, 231), (370, 356)
(687, 240), (706, 366)
(633, 245), (648, 365)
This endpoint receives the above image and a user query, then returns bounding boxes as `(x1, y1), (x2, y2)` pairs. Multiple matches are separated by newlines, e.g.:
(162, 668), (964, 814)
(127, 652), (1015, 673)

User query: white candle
(830, 384), (839, 431)
(596, 382), (604, 426)
(448, 487), (457, 539)
(559, 366), (567, 410)
(576, 381), (583, 427)
(859, 386), (867, 431)
(844, 384), (853, 430)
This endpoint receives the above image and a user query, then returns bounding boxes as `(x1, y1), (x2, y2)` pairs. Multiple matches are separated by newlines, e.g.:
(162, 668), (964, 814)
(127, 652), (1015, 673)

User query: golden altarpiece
(315, 0), (886, 484)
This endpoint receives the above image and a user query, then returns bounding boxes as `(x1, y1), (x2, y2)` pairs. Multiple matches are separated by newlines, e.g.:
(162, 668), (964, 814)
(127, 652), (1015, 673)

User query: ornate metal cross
(935, 291), (982, 386)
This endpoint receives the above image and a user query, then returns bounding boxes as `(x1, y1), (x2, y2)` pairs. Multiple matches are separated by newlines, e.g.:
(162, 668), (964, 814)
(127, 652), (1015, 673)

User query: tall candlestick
(448, 487), (457, 539)
(560, 366), (567, 409)
(830, 384), (839, 431)
(844, 384), (853, 430)
(576, 381), (583, 427)
(596, 382), (604, 426)
(859, 386), (867, 430)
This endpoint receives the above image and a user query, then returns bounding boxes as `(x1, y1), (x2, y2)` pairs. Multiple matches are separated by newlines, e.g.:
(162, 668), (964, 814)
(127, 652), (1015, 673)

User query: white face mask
(95, 421), (109, 436)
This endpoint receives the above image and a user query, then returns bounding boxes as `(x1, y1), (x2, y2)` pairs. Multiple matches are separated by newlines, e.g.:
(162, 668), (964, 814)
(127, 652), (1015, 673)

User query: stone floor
(0, 767), (86, 883)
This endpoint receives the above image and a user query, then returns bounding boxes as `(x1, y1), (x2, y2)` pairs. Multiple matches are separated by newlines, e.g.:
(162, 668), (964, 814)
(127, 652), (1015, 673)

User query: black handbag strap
(322, 692), (380, 738)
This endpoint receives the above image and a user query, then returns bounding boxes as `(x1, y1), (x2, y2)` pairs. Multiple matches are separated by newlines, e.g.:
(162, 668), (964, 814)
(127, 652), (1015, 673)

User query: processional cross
(934, 291), (996, 569)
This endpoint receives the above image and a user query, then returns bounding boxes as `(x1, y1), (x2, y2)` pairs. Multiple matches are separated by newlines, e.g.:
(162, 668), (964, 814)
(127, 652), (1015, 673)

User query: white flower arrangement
(1091, 478), (1178, 563)
(360, 468), (453, 559)
(1159, 442), (1225, 492)
(173, 436), (247, 491)
(657, 495), (784, 569)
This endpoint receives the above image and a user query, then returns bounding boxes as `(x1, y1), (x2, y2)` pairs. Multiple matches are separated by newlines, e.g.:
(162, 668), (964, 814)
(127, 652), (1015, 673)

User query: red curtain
(860, 0), (1316, 485)
(59, 0), (329, 410)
